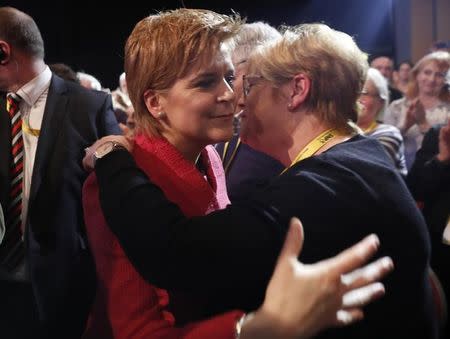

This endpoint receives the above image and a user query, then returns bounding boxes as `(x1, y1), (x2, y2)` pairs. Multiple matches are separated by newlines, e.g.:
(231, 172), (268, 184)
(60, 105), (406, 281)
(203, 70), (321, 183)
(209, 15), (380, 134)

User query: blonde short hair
(125, 9), (241, 136)
(406, 51), (450, 102)
(247, 23), (368, 132)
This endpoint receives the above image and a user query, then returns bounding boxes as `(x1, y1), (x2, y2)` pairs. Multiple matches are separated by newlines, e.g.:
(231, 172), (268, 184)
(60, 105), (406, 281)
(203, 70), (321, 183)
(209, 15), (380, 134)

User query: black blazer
(0, 74), (121, 338)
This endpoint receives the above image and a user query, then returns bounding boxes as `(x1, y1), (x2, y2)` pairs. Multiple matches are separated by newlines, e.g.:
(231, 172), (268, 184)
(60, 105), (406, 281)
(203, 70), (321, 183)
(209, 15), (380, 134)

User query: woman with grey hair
(216, 21), (284, 201)
(357, 67), (407, 175)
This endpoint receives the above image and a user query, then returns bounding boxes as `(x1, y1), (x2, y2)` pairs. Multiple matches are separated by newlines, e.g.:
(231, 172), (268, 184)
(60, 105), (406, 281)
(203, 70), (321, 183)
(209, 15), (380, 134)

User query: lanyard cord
(280, 128), (340, 175)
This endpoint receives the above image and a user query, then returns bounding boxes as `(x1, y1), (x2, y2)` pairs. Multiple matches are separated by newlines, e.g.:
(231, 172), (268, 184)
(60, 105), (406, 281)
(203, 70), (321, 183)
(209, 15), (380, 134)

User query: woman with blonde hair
(385, 51), (450, 168)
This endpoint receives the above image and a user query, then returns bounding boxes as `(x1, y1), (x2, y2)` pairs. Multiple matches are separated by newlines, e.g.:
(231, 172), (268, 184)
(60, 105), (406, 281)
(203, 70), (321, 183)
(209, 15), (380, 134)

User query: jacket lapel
(28, 75), (67, 206)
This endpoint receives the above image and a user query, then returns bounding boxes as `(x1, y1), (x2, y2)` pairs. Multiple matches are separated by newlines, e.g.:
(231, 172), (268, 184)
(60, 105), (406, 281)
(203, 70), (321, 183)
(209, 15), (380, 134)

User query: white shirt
(14, 66), (52, 231)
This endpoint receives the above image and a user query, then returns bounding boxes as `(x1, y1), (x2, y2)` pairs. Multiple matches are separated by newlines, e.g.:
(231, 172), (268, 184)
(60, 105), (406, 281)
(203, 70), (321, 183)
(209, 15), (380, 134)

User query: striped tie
(0, 93), (25, 271)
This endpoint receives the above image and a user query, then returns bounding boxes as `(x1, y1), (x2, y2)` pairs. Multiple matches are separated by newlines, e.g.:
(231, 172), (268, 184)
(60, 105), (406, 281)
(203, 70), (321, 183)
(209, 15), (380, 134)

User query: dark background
(4, 0), (395, 89)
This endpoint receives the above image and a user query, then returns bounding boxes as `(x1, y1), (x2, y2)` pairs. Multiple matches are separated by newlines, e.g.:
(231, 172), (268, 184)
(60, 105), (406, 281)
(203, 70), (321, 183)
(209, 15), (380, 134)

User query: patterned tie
(0, 93), (25, 271)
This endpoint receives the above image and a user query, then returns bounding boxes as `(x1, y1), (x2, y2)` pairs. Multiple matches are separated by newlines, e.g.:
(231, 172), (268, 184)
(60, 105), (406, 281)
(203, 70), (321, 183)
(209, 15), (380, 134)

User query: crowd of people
(0, 5), (449, 339)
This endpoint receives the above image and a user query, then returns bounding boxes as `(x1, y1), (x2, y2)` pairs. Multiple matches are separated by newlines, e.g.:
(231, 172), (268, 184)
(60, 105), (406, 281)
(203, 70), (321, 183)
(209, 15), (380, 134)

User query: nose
(218, 78), (235, 102)
(236, 93), (245, 112)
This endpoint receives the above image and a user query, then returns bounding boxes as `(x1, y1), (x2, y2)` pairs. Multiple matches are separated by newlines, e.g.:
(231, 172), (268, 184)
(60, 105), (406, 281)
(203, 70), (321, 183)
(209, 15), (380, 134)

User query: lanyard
(364, 121), (378, 134)
(22, 118), (40, 137)
(221, 138), (241, 174)
(280, 128), (340, 175)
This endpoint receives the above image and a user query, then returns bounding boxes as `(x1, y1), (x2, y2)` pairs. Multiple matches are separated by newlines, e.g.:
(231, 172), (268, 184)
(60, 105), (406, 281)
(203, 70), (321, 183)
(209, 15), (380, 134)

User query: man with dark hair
(49, 63), (80, 84)
(0, 7), (120, 339)
(370, 55), (403, 103)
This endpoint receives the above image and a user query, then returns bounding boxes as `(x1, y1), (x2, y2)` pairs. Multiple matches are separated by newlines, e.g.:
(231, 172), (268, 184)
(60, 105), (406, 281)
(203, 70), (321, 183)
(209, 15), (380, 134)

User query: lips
(212, 113), (234, 119)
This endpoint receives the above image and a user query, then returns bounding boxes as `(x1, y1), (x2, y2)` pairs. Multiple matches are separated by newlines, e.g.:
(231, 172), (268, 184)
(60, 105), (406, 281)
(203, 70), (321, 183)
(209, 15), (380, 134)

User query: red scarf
(132, 134), (230, 216)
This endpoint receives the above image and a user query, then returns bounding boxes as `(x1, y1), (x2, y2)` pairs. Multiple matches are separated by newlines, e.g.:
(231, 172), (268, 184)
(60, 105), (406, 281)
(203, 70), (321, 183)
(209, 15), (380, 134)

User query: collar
(14, 66), (52, 107)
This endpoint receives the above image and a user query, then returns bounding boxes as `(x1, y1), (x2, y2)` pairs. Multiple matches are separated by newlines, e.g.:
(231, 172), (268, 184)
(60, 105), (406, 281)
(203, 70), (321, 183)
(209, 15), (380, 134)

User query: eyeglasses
(242, 75), (264, 98)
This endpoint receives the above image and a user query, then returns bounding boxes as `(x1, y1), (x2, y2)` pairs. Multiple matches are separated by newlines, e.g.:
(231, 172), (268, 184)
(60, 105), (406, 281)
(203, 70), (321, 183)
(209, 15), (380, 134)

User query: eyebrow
(189, 71), (217, 83)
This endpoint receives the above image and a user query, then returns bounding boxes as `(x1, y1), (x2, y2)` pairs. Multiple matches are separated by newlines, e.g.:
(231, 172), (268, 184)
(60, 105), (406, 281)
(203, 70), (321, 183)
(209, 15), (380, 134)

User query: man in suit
(0, 7), (120, 338)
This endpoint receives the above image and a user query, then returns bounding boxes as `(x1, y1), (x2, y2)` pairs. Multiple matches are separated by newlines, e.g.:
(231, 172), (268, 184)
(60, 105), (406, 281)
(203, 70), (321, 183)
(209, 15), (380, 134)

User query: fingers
(119, 123), (129, 134)
(342, 282), (385, 308)
(340, 256), (393, 288)
(335, 309), (364, 326)
(322, 234), (380, 276)
(82, 147), (95, 171)
(441, 123), (450, 137)
(81, 135), (132, 172)
(335, 283), (386, 327)
(277, 217), (304, 263)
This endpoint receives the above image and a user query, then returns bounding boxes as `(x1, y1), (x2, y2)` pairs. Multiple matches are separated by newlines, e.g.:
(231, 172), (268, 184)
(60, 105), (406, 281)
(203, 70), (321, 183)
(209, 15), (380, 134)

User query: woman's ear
(143, 89), (165, 119)
(288, 73), (311, 111)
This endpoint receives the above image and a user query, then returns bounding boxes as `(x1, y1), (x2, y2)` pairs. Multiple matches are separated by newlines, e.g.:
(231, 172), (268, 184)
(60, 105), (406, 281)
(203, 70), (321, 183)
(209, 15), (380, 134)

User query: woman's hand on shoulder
(83, 135), (133, 172)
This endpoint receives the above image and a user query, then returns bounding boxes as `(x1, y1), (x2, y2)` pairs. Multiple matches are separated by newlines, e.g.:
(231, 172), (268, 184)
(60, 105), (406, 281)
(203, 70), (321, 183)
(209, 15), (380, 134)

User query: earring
(157, 111), (165, 119)
(287, 103), (293, 110)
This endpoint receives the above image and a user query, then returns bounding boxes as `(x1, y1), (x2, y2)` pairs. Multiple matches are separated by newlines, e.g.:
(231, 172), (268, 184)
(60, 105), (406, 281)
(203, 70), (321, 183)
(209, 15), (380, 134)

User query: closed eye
(195, 76), (217, 89)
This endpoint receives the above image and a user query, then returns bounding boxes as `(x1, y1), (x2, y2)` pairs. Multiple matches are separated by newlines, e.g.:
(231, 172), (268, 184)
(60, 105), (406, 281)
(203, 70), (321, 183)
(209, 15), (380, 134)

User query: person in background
(86, 21), (435, 338)
(407, 120), (450, 338)
(82, 10), (392, 339)
(77, 71), (102, 91)
(370, 55), (403, 102)
(357, 67), (407, 176)
(393, 60), (413, 95)
(0, 6), (120, 339)
(430, 40), (450, 53)
(215, 22), (284, 202)
(384, 51), (450, 168)
(49, 63), (80, 84)
(111, 72), (134, 131)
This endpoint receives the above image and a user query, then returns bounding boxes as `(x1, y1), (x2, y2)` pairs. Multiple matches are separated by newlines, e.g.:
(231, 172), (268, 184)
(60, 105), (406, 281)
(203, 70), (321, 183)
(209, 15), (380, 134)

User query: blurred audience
(77, 71), (102, 91)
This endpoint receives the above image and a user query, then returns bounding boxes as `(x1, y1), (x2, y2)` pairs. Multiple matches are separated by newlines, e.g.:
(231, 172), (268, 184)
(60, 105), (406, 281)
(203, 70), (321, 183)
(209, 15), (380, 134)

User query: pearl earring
(157, 111), (165, 119)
